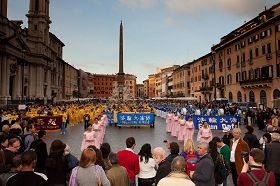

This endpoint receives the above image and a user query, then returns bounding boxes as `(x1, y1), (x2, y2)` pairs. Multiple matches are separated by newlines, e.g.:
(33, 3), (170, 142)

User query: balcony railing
(239, 77), (272, 87)
(248, 59), (253, 65)
(200, 86), (213, 92)
(216, 83), (225, 89)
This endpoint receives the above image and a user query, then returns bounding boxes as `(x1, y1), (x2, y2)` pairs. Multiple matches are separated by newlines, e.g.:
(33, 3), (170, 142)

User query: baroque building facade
(0, 0), (69, 104)
(146, 3), (280, 108)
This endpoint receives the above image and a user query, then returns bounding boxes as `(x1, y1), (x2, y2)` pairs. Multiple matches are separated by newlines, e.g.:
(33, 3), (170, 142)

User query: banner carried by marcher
(32, 116), (62, 130)
(105, 111), (115, 125)
(117, 113), (155, 125)
(189, 115), (240, 130)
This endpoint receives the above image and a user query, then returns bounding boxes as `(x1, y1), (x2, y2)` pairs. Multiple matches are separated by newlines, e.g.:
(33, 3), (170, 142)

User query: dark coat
(192, 153), (215, 186)
(265, 141), (280, 176)
(243, 133), (260, 149)
(45, 154), (69, 185)
(30, 139), (48, 173)
(155, 159), (171, 185)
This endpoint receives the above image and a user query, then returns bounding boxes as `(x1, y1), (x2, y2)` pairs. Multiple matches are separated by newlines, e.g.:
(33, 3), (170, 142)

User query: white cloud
(118, 0), (158, 9)
(165, 0), (278, 17)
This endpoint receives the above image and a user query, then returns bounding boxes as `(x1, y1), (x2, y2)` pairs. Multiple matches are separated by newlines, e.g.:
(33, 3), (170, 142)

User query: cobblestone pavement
(45, 116), (265, 185)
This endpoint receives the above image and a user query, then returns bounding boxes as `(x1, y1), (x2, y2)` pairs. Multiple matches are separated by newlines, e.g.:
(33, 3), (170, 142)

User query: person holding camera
(230, 128), (250, 186)
(237, 148), (275, 186)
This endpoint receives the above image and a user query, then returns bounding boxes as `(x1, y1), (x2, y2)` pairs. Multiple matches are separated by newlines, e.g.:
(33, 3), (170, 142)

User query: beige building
(154, 65), (179, 97)
(62, 64), (78, 99)
(124, 74), (137, 99)
(148, 74), (156, 98)
(212, 3), (280, 107)
(136, 84), (144, 98)
(0, 0), (65, 104)
(189, 60), (203, 102)
(143, 79), (149, 98)
(155, 73), (161, 97)
(172, 64), (191, 97)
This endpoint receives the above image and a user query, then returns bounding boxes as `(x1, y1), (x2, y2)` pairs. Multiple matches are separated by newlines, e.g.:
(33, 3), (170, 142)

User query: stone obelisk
(117, 21), (125, 100)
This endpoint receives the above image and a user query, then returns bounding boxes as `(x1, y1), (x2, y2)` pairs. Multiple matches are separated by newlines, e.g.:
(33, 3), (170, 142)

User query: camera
(241, 151), (249, 163)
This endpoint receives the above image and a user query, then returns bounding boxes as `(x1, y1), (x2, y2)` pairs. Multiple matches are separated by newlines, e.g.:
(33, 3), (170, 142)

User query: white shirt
(230, 138), (240, 162)
(138, 157), (156, 178)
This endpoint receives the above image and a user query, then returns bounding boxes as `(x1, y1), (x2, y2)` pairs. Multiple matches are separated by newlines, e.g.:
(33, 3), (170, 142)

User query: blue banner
(187, 115), (240, 130)
(117, 113), (155, 125)
(105, 111), (115, 125)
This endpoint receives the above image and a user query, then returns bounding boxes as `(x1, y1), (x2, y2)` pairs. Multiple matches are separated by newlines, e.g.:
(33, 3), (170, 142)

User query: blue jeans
(61, 122), (66, 134)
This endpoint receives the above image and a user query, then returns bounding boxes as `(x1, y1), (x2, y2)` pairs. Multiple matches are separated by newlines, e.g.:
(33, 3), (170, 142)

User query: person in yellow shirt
(60, 110), (68, 135)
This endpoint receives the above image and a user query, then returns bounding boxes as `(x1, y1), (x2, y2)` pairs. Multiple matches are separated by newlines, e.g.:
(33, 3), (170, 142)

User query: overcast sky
(8, 0), (279, 83)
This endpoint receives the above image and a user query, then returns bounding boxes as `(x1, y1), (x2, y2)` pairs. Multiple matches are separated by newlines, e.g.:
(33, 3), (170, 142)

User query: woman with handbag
(69, 148), (110, 186)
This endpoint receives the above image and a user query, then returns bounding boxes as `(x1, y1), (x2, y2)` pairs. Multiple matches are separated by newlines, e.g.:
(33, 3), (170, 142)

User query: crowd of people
(0, 99), (279, 186)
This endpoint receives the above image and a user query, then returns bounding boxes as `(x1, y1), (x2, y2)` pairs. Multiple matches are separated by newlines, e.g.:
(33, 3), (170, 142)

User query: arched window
(249, 91), (255, 102)
(273, 89), (280, 99)
(260, 90), (267, 107)
(229, 92), (233, 102)
(237, 91), (242, 102)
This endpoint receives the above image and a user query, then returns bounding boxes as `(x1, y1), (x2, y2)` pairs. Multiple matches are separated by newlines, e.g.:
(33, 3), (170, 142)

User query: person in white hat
(221, 126), (234, 147)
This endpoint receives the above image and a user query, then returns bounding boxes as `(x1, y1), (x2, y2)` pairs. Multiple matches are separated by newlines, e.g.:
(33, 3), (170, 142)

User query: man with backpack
(237, 148), (275, 186)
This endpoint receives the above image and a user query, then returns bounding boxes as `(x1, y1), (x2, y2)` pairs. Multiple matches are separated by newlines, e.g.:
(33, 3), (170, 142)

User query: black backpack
(247, 171), (270, 186)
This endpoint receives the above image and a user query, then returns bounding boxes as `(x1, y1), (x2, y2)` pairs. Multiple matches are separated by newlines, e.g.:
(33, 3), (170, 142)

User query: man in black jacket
(153, 147), (171, 185)
(29, 130), (48, 173)
(265, 132), (280, 185)
(190, 142), (215, 186)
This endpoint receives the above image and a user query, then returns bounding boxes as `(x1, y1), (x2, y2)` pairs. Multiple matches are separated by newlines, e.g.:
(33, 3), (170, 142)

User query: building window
(227, 74), (232, 84)
(254, 34), (259, 41)
(262, 45), (266, 54)
(260, 90), (267, 107)
(277, 25), (280, 32)
(241, 41), (246, 48)
(237, 91), (242, 102)
(267, 28), (271, 36)
(255, 68), (261, 79)
(261, 65), (273, 78)
(235, 43), (240, 51)
(248, 37), (253, 45)
(249, 49), (253, 59)
(227, 58), (231, 69)
(255, 48), (259, 57)
(229, 92), (233, 102)
(242, 71), (247, 81)
(277, 64), (280, 77)
(249, 69), (254, 79)
(249, 91), (255, 102)
(267, 43), (271, 54)
(236, 72), (240, 82)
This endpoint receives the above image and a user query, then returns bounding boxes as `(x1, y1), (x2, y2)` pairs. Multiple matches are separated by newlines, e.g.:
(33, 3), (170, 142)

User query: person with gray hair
(152, 147), (171, 185)
(265, 132), (280, 185)
(106, 152), (130, 186)
(157, 156), (195, 186)
(190, 142), (215, 186)
(230, 127), (250, 186)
